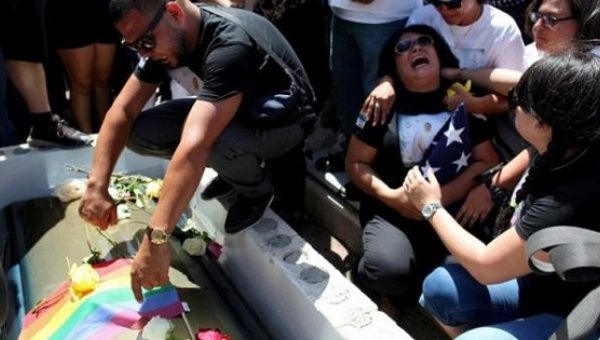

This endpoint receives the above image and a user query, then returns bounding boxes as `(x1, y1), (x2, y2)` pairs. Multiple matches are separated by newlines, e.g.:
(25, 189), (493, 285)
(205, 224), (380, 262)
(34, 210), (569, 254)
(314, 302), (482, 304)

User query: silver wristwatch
(421, 202), (443, 220)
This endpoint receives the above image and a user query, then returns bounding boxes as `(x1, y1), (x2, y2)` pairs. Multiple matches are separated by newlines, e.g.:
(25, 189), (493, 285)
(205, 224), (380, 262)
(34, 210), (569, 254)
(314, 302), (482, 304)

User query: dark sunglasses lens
(432, 0), (461, 9)
(395, 40), (413, 53)
(416, 36), (433, 47)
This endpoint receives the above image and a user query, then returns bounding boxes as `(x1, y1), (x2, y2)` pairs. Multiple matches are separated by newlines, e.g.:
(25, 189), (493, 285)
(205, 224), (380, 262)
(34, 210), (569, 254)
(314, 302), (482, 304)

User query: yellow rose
(69, 263), (100, 300)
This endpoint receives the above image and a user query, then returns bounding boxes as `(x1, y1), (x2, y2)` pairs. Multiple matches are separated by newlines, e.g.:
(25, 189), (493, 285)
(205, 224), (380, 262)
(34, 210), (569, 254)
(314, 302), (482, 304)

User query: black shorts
(0, 0), (46, 62)
(47, 0), (120, 49)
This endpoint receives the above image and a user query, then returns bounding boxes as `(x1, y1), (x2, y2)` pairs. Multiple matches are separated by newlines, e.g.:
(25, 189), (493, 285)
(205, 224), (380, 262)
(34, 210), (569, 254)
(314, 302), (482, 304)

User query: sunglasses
(121, 2), (166, 53)
(529, 11), (575, 28)
(430, 0), (462, 10)
(395, 35), (434, 54)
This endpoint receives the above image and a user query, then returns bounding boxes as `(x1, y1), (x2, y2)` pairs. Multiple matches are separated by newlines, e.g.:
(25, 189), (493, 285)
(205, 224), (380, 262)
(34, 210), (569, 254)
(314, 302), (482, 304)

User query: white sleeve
(406, 5), (432, 26)
(489, 23), (527, 71)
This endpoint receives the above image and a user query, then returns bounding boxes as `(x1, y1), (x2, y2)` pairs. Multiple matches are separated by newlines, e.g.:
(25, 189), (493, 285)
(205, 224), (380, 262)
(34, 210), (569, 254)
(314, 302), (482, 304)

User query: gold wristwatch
(145, 226), (170, 245)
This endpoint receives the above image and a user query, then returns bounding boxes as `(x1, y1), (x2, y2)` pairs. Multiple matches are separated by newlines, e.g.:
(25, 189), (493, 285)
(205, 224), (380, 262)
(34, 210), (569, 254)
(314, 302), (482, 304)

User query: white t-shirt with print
(329, 0), (420, 24)
(407, 4), (526, 71)
(397, 112), (451, 167)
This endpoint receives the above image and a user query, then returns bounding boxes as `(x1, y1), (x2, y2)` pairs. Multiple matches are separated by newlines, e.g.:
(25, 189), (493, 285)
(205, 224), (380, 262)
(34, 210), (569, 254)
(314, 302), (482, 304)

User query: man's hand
(79, 185), (117, 230)
(130, 235), (171, 302)
(456, 184), (495, 228)
(361, 79), (396, 126)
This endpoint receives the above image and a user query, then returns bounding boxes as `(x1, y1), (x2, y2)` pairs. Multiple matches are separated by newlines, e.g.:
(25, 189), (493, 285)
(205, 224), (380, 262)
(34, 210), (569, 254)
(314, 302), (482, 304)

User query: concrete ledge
(194, 170), (411, 340)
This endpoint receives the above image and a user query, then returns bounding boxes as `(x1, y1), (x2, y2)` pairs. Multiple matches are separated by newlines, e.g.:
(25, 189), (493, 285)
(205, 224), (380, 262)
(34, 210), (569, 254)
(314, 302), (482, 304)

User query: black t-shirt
(354, 87), (493, 189)
(516, 147), (600, 239)
(134, 4), (314, 118)
(513, 146), (600, 316)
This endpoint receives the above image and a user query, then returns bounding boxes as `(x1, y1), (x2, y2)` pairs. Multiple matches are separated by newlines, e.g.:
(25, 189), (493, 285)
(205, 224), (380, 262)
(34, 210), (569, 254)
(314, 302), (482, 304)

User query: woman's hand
(389, 187), (422, 220)
(403, 166), (442, 211)
(361, 77), (396, 126)
(456, 183), (495, 228)
(444, 83), (479, 112)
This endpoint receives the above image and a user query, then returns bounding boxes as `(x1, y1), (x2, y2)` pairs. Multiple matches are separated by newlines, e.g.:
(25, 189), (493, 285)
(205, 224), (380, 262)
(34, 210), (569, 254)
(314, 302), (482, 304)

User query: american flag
(419, 104), (471, 185)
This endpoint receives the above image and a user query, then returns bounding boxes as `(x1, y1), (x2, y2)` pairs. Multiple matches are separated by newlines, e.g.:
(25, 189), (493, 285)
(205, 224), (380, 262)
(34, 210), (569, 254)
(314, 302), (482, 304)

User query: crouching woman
(403, 51), (600, 339)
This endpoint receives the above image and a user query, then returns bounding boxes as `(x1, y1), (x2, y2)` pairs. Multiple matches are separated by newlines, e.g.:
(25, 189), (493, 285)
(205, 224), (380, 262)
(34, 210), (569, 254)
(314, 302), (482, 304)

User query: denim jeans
(330, 15), (406, 134)
(420, 264), (569, 340)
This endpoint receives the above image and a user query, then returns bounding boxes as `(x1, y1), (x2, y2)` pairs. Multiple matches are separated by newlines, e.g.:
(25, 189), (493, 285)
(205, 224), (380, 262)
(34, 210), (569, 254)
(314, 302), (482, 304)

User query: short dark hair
(513, 51), (600, 198)
(109, 0), (164, 23)
(378, 24), (459, 90)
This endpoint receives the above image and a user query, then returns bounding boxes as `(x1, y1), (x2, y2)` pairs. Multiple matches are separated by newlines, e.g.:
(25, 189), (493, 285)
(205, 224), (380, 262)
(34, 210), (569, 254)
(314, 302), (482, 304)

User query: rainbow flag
(19, 259), (184, 340)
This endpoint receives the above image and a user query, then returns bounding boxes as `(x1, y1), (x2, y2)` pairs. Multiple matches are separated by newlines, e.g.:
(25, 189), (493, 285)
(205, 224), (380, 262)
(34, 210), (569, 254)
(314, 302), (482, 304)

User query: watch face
(422, 205), (433, 218)
(150, 229), (168, 244)
(422, 203), (441, 220)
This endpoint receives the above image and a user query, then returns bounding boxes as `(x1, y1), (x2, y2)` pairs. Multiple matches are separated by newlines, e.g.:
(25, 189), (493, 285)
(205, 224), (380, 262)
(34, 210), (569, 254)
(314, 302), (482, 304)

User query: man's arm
(148, 94), (243, 233)
(80, 75), (157, 229)
(130, 93), (243, 302)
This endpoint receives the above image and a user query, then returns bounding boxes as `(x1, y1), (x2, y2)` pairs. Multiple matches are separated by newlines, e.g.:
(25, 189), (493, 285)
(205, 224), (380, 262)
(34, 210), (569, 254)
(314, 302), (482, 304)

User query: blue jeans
(330, 15), (406, 134)
(420, 264), (566, 339)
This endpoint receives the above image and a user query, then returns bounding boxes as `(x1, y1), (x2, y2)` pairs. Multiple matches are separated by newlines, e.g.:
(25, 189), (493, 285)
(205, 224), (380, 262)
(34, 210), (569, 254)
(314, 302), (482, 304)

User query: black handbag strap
(200, 5), (315, 108)
(527, 226), (600, 340)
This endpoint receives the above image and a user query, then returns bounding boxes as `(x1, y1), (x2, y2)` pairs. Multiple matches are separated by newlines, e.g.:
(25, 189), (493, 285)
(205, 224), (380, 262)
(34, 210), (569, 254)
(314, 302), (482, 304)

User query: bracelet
(484, 178), (510, 205)
(473, 163), (503, 184)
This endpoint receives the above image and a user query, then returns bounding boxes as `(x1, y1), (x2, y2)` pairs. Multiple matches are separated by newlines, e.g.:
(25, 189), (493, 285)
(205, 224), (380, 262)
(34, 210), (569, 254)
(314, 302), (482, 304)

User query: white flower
(55, 179), (87, 202)
(182, 237), (207, 256)
(108, 187), (122, 201)
(140, 316), (174, 340)
(116, 204), (131, 219)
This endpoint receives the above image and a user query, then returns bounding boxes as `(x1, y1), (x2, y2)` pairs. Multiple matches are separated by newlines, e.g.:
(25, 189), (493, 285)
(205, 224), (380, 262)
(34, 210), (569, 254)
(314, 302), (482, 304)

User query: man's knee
(127, 116), (178, 158)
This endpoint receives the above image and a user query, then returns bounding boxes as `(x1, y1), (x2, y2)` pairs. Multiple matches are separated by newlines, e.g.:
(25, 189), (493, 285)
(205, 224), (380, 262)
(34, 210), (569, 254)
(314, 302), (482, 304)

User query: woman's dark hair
(512, 51), (600, 199)
(378, 25), (459, 91)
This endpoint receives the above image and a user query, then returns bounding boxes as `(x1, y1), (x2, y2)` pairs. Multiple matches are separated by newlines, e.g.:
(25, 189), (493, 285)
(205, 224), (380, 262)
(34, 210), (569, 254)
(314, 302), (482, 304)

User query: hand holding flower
(403, 166), (442, 212)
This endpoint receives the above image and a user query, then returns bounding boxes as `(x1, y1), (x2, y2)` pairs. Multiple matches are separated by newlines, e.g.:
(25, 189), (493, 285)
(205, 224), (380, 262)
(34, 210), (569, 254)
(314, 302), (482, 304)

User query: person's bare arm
(131, 93), (243, 301)
(148, 94), (243, 233)
(404, 167), (531, 284)
(345, 136), (421, 219)
(443, 68), (522, 97)
(80, 75), (157, 229)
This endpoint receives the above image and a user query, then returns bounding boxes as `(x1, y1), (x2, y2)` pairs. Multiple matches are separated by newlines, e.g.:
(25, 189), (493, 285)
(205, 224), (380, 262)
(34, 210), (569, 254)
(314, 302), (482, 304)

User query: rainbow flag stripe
(19, 259), (184, 340)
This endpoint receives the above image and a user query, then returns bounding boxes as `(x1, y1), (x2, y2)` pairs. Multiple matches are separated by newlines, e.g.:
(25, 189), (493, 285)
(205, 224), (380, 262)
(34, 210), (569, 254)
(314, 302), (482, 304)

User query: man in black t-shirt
(78, 0), (314, 301)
